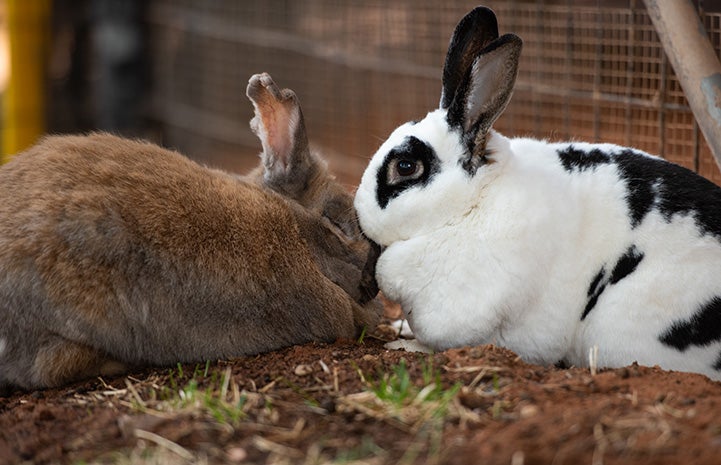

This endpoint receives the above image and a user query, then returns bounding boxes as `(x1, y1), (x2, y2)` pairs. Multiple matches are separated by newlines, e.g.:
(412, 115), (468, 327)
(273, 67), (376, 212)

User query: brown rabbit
(0, 73), (381, 392)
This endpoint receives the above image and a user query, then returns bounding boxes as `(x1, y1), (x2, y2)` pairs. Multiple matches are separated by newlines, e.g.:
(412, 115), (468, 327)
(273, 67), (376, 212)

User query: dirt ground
(3, 312), (721, 465)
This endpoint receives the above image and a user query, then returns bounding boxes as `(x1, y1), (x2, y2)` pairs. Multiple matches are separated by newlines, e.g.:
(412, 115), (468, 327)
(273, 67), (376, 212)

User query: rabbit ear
(440, 6), (500, 110)
(246, 73), (317, 197)
(441, 8), (522, 173)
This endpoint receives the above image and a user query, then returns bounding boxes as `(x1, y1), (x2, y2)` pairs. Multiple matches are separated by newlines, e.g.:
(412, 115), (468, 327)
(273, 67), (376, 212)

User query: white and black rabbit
(0, 73), (381, 392)
(355, 6), (721, 379)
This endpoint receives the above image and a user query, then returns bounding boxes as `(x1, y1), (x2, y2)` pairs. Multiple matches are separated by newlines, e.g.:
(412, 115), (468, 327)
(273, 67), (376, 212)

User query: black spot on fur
(659, 296), (721, 351)
(614, 150), (721, 234)
(581, 245), (644, 321)
(587, 268), (605, 297)
(376, 136), (440, 209)
(557, 147), (612, 173)
(609, 246), (644, 285)
(581, 283), (605, 321)
(558, 146), (721, 234)
(581, 268), (606, 321)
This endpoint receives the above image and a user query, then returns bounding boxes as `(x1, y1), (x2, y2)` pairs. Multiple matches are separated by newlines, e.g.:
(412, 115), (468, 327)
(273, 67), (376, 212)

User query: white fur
(356, 126), (721, 380)
(356, 110), (501, 245)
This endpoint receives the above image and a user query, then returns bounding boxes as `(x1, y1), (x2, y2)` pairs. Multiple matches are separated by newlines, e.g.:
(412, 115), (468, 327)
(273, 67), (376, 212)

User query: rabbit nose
(358, 239), (380, 305)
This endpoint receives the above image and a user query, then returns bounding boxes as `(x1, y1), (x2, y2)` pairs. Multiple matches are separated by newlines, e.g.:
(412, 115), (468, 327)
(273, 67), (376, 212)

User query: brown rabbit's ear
(247, 73), (318, 197)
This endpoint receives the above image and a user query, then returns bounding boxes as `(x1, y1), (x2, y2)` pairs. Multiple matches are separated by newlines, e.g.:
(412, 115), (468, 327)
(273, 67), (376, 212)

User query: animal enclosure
(145, 0), (721, 185)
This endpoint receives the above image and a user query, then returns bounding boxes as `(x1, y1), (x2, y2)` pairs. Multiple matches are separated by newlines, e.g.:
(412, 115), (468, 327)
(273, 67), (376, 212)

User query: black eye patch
(376, 136), (440, 209)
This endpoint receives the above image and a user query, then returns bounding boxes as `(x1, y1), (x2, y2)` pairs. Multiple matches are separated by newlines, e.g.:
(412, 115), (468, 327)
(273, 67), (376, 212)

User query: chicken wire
(145, 0), (721, 185)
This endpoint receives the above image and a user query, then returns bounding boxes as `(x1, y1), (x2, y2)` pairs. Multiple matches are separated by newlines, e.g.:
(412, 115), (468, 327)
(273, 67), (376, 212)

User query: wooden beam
(644, 0), (721, 170)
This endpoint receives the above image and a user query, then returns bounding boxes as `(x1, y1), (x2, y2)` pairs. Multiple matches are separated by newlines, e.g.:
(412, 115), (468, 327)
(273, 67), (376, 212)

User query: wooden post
(2, 0), (51, 163)
(644, 0), (721, 170)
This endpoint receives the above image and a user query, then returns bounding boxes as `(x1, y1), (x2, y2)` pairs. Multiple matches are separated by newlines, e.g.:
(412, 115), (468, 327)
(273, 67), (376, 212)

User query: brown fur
(0, 73), (380, 391)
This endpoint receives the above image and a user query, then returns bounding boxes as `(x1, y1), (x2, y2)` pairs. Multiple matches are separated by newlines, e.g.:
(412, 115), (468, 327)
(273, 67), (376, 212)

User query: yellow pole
(2, 0), (51, 163)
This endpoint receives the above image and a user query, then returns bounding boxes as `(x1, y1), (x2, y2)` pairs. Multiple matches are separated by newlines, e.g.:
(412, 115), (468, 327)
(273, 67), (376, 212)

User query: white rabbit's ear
(441, 7), (522, 173)
(246, 72), (317, 197)
(440, 6), (500, 110)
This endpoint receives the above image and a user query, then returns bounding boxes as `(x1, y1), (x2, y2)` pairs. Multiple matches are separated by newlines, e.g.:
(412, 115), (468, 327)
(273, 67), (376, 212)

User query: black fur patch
(558, 147), (612, 173)
(587, 268), (605, 297)
(581, 246), (644, 321)
(614, 150), (721, 234)
(581, 283), (605, 321)
(557, 145), (721, 234)
(376, 136), (440, 209)
(609, 246), (644, 284)
(581, 267), (606, 321)
(659, 296), (721, 351)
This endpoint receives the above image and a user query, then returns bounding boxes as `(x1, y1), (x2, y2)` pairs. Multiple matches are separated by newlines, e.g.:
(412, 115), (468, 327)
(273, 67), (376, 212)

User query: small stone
(227, 447), (248, 462)
(458, 390), (486, 410)
(519, 404), (539, 419)
(294, 364), (314, 376)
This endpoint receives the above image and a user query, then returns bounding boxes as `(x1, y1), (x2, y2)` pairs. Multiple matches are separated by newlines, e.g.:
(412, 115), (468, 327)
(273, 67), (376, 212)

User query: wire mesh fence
(145, 0), (721, 185)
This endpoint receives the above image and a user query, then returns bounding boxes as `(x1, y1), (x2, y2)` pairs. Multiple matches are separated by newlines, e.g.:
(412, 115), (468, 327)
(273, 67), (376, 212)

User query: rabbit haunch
(354, 6), (721, 379)
(0, 73), (381, 391)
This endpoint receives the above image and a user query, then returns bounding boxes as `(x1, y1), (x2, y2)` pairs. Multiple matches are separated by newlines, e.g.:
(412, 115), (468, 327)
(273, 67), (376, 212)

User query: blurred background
(2, 0), (721, 186)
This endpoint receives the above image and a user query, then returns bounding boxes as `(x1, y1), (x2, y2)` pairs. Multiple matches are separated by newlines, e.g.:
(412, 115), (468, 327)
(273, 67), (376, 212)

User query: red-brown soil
(2, 319), (721, 465)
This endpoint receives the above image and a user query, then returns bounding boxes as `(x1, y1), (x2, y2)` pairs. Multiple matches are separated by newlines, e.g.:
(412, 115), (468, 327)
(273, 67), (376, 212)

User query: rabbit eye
(376, 136), (439, 208)
(389, 159), (423, 184)
(396, 159), (418, 176)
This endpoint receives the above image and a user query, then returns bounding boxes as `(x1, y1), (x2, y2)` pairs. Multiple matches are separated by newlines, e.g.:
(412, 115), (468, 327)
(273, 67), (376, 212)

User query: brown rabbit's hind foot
(32, 339), (127, 389)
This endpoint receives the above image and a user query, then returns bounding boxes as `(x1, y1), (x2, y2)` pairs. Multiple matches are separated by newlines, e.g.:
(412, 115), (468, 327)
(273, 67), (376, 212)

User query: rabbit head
(354, 7), (522, 245)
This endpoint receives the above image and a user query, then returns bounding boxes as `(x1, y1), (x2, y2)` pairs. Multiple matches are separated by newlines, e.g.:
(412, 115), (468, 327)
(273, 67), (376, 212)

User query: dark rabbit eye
(396, 159), (418, 177)
(386, 157), (425, 185)
(379, 136), (437, 199)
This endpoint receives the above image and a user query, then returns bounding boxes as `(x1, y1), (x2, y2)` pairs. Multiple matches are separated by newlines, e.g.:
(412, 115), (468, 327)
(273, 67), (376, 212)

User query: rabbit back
(373, 133), (721, 379)
(0, 133), (365, 390)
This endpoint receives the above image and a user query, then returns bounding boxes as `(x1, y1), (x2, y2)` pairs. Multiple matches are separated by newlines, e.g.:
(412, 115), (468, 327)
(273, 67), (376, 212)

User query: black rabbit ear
(440, 6), (500, 110)
(247, 73), (318, 198)
(441, 8), (522, 173)
(452, 34), (522, 138)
